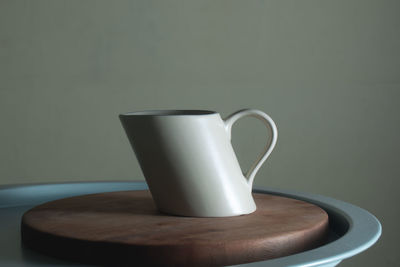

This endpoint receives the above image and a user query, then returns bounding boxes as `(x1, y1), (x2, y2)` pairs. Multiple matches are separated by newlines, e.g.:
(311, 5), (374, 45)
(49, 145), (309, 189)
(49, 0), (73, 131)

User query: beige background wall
(1, 1), (399, 266)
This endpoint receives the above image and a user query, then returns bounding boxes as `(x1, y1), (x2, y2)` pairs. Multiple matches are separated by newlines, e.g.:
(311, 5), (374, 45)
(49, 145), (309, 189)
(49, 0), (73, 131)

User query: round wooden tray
(21, 190), (329, 266)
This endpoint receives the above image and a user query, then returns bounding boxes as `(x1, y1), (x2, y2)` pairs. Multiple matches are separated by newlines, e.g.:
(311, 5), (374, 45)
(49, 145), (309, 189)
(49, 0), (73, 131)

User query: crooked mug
(119, 109), (277, 217)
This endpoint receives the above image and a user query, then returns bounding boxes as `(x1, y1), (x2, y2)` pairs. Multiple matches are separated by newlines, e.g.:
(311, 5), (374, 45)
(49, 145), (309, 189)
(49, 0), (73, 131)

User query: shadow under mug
(119, 109), (277, 217)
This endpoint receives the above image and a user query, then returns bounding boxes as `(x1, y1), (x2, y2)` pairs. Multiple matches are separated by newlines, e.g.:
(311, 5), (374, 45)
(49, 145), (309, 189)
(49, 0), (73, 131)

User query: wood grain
(21, 190), (329, 266)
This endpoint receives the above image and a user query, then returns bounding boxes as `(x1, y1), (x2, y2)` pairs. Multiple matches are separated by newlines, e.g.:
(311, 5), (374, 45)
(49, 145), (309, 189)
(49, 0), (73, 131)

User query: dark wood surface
(21, 190), (329, 266)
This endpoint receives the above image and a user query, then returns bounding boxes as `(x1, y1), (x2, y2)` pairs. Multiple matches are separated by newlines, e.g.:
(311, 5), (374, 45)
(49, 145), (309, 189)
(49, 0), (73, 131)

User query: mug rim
(119, 110), (217, 116)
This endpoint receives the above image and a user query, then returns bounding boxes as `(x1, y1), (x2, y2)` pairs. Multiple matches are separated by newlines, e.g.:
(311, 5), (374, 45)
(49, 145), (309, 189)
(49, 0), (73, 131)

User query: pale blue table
(0, 181), (381, 267)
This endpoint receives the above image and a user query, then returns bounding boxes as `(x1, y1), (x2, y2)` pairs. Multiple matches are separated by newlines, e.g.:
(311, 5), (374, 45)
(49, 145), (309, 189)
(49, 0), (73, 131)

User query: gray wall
(1, 1), (398, 266)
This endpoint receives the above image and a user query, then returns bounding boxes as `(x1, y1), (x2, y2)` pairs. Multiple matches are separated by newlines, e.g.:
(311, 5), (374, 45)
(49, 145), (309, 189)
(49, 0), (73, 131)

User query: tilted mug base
(154, 199), (257, 218)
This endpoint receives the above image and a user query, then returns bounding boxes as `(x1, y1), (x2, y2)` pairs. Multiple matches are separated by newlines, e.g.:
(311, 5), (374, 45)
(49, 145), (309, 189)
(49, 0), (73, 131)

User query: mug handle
(224, 109), (278, 188)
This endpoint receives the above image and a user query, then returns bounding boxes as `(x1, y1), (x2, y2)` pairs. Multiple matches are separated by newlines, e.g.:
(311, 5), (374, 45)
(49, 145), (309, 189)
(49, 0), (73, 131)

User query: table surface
(0, 181), (381, 267)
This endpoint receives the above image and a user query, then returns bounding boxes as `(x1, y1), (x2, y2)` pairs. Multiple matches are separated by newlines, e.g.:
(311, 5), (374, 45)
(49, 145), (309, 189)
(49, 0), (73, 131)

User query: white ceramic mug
(119, 109), (277, 217)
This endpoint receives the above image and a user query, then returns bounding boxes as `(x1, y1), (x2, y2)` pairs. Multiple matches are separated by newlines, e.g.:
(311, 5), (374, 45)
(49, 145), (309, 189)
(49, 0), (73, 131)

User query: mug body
(119, 110), (256, 217)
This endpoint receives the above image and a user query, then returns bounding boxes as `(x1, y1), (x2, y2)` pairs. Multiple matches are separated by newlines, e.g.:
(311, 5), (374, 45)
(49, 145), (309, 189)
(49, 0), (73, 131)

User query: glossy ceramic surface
(0, 182), (381, 267)
(119, 109), (277, 217)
